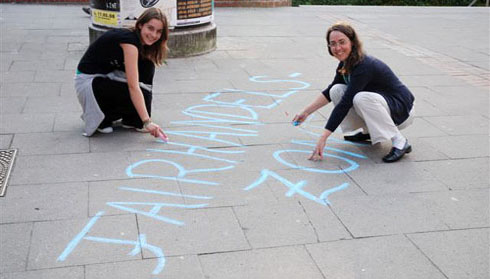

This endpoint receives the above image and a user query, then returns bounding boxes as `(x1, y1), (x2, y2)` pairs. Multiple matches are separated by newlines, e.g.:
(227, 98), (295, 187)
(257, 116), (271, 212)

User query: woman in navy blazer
(293, 22), (415, 163)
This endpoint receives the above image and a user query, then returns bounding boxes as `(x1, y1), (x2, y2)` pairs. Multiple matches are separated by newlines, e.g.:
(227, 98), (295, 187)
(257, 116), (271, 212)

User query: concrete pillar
(88, 0), (217, 58)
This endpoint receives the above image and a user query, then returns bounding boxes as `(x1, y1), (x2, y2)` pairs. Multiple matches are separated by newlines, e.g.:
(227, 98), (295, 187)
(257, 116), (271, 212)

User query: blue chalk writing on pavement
(126, 159), (234, 186)
(106, 202), (208, 226)
(84, 234), (165, 275)
(57, 211), (105, 262)
(244, 169), (349, 205)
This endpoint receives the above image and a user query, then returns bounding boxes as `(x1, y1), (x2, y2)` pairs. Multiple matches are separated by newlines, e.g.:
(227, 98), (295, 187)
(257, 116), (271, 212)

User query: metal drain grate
(0, 149), (17, 197)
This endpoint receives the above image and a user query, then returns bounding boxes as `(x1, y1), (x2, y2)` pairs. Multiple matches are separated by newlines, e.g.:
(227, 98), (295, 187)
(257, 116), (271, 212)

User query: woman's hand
(308, 129), (332, 161)
(292, 111), (309, 126)
(146, 122), (168, 141)
(292, 94), (330, 126)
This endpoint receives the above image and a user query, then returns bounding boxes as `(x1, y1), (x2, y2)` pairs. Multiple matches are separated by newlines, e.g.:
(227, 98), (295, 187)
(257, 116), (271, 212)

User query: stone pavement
(1, 4), (489, 279)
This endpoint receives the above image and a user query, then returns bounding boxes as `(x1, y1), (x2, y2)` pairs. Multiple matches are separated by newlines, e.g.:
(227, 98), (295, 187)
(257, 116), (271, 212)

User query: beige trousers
(329, 84), (414, 144)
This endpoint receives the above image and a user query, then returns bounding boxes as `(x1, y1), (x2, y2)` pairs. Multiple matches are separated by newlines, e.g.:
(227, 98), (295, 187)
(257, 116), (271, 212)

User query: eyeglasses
(328, 40), (348, 48)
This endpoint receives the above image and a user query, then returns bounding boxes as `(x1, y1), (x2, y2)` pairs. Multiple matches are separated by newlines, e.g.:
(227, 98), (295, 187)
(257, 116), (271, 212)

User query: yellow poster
(92, 9), (120, 27)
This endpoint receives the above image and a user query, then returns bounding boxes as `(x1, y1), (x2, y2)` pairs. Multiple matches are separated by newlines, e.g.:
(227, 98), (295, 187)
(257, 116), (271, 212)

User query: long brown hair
(132, 8), (169, 66)
(326, 22), (365, 75)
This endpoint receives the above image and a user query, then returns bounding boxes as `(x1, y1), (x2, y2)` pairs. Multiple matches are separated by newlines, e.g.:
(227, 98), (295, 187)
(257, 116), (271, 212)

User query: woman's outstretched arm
(121, 43), (165, 138)
(292, 94), (330, 125)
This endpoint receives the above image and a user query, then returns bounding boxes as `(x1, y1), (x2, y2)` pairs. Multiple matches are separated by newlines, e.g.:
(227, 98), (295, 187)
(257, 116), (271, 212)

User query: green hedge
(293, 0), (481, 6)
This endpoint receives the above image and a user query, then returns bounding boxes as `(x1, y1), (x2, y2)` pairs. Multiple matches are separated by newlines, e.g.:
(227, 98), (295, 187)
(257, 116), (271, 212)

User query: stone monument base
(88, 22), (217, 58)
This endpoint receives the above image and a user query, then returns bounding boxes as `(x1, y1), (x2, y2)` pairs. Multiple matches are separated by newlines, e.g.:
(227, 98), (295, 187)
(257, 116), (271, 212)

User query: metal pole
(468, 0), (477, 6)
(486, 0), (489, 7)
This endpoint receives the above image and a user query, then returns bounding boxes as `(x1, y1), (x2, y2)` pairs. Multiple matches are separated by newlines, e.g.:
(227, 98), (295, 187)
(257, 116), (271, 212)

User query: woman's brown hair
(326, 22), (365, 75)
(132, 7), (169, 66)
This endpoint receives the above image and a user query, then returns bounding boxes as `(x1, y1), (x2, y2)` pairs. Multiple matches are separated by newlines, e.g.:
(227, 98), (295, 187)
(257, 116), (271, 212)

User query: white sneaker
(97, 127), (113, 134)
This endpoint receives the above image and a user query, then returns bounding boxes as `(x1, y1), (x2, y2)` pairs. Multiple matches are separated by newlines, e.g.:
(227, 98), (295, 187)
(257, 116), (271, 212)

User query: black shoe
(82, 7), (91, 15)
(344, 132), (371, 143)
(382, 141), (412, 163)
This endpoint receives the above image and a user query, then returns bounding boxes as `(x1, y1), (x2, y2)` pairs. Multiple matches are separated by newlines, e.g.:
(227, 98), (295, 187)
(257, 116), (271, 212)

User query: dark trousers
(92, 77), (152, 129)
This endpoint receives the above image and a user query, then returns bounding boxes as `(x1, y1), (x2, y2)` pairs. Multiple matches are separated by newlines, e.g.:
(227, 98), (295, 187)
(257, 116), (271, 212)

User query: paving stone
(59, 82), (76, 97)
(0, 97), (26, 114)
(330, 194), (450, 237)
(262, 58), (332, 80)
(0, 267), (84, 279)
(0, 42), (22, 53)
(23, 96), (80, 113)
(34, 70), (74, 83)
(0, 134), (13, 149)
(127, 148), (246, 186)
(424, 86), (489, 117)
(420, 135), (489, 159)
(53, 112), (84, 132)
(85, 255), (205, 279)
(199, 246), (324, 279)
(151, 92), (210, 110)
(178, 170), (278, 208)
(0, 82), (61, 97)
(46, 36), (85, 44)
(88, 178), (184, 217)
(408, 228), (489, 279)
(11, 132), (89, 155)
(424, 115), (489, 136)
(399, 137), (450, 162)
(306, 235), (446, 279)
(0, 114), (54, 134)
(147, 123), (245, 149)
(155, 79), (234, 94)
(137, 207), (250, 256)
(1, 71), (35, 83)
(411, 74), (471, 87)
(231, 144), (304, 172)
(233, 201), (317, 248)
(9, 59), (65, 71)
(410, 98), (447, 117)
(417, 157), (489, 190)
(10, 152), (130, 185)
(64, 54), (82, 69)
(281, 138), (374, 171)
(0, 223), (33, 273)
(0, 182), (88, 223)
(88, 129), (168, 153)
(347, 162), (448, 194)
(299, 199), (352, 242)
(414, 189), (489, 229)
(147, 107), (197, 125)
(0, 59), (13, 72)
(237, 123), (317, 146)
(264, 168), (365, 204)
(27, 214), (139, 269)
(401, 117), (447, 138)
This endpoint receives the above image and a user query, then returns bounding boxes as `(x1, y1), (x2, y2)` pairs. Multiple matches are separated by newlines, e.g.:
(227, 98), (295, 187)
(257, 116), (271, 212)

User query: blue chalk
(293, 121), (300, 126)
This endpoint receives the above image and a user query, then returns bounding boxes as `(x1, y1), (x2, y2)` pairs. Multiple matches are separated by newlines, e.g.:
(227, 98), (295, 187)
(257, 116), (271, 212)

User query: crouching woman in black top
(293, 22), (415, 163)
(75, 8), (168, 139)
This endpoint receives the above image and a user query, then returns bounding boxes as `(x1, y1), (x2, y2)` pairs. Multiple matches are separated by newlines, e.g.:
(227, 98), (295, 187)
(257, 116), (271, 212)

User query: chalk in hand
(158, 131), (168, 142)
(293, 121), (300, 126)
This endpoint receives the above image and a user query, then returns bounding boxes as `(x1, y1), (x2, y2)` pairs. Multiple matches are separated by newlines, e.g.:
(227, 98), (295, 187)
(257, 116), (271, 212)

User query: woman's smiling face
(328, 31), (352, 62)
(139, 18), (164, 46)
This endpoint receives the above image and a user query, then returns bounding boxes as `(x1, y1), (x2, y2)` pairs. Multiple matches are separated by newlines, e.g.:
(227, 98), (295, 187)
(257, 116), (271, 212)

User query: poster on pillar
(90, 0), (178, 29)
(176, 0), (214, 27)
